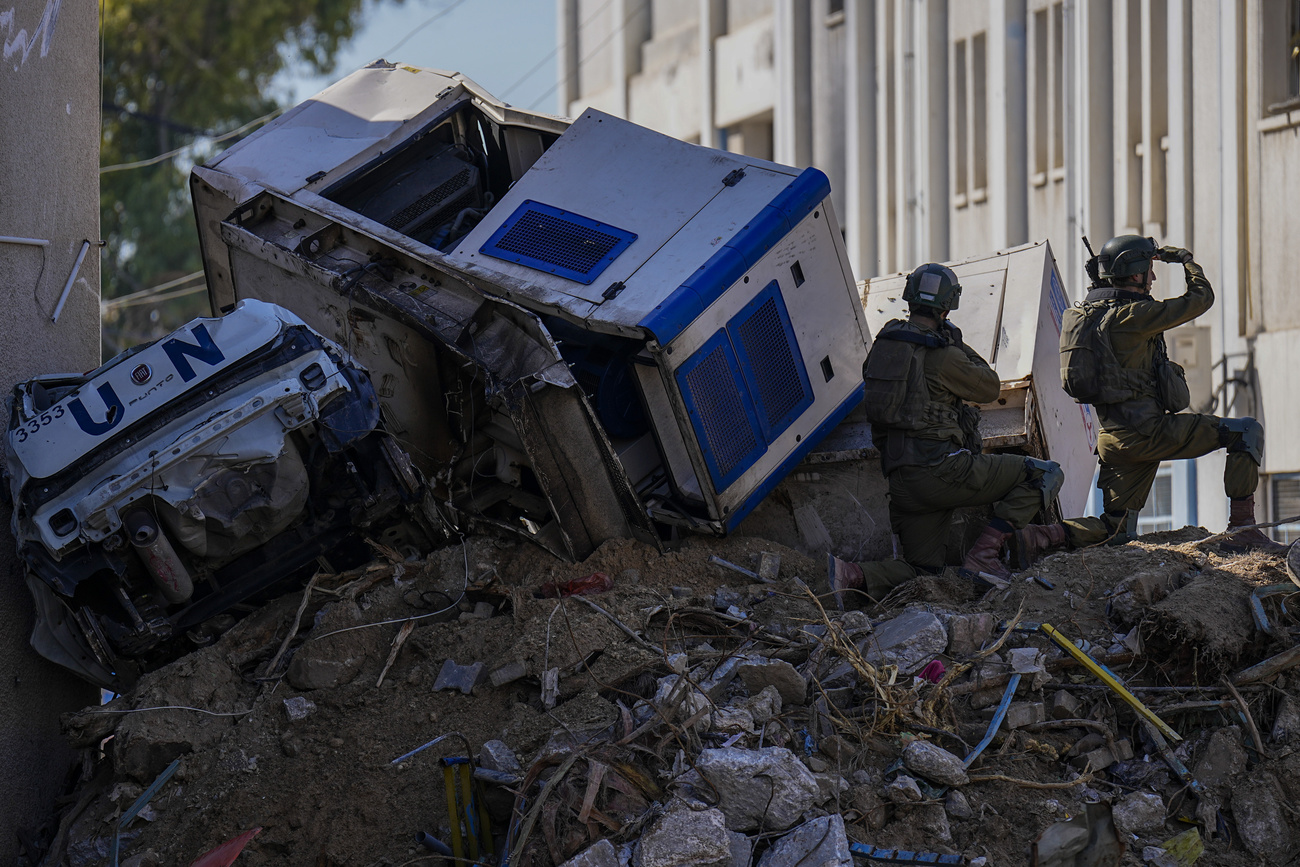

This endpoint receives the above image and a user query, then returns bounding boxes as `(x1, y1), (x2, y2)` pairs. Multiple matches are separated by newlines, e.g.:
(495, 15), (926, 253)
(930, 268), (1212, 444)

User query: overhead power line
(100, 107), (287, 175)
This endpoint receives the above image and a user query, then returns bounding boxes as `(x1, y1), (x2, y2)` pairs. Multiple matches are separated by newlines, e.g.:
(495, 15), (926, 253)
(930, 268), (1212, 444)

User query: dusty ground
(27, 527), (1300, 867)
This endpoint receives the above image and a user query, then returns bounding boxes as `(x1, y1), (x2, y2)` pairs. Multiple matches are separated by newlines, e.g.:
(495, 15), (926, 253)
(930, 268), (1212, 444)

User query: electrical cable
(527, 0), (649, 111)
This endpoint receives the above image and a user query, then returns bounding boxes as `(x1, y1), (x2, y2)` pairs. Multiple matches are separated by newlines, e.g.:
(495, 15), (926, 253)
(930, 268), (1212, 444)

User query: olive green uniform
(1062, 262), (1259, 545)
(855, 320), (1053, 599)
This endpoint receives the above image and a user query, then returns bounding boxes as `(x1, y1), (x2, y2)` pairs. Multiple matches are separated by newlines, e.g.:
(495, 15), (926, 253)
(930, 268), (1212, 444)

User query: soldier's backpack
(1059, 303), (1118, 405)
(861, 322), (944, 430)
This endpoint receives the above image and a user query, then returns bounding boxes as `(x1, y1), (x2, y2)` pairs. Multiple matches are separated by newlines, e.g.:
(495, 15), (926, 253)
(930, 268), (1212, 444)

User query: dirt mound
(30, 529), (1300, 867)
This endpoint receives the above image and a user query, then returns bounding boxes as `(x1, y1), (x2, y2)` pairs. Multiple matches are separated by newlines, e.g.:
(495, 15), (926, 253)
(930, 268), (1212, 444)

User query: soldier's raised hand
(1158, 246), (1194, 264)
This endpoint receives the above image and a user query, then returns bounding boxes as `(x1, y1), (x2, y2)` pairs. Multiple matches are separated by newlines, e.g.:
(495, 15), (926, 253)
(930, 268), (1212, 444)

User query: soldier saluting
(829, 263), (1070, 607)
(1059, 235), (1285, 553)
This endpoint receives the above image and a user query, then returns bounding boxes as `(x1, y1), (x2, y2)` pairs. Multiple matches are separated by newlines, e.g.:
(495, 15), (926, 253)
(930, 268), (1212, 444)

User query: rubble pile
(28, 529), (1300, 867)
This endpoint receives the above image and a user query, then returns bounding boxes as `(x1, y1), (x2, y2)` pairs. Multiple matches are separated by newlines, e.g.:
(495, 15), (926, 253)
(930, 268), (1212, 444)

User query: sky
(278, 0), (561, 114)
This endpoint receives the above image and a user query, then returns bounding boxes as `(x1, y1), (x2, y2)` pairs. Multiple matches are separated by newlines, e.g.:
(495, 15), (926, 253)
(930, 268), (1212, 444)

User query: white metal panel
(450, 110), (784, 309)
(592, 163), (795, 328)
(208, 66), (463, 196)
(662, 201), (869, 518)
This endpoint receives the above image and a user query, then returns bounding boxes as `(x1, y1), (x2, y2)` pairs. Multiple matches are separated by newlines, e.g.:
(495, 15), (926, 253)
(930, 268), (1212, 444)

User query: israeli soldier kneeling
(1058, 235), (1286, 554)
(828, 263), (1070, 607)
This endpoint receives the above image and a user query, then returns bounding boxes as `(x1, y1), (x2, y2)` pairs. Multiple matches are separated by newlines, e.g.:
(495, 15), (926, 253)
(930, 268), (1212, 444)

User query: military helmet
(1097, 235), (1158, 281)
(903, 263), (962, 312)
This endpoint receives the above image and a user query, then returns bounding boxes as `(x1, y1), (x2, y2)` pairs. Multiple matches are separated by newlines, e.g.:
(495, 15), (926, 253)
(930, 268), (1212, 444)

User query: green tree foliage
(100, 0), (386, 354)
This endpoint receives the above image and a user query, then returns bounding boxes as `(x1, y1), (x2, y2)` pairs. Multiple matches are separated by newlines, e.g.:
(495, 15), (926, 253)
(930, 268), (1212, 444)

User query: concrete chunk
(479, 739), (521, 775)
(634, 802), (732, 867)
(1050, 690), (1083, 720)
(756, 815), (852, 867)
(1112, 792), (1166, 838)
(282, 696), (316, 721)
(861, 609), (948, 676)
(736, 658), (807, 705)
(947, 613), (996, 656)
(885, 774), (923, 804)
(1191, 727), (1246, 788)
(1005, 701), (1046, 730)
(1272, 696), (1300, 745)
(433, 659), (487, 694)
(902, 740), (970, 787)
(696, 747), (820, 832)
(561, 840), (621, 867)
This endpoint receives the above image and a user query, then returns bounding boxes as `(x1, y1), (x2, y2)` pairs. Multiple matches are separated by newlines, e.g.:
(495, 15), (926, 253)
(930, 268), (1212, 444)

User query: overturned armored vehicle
(6, 301), (441, 687)
(190, 62), (871, 561)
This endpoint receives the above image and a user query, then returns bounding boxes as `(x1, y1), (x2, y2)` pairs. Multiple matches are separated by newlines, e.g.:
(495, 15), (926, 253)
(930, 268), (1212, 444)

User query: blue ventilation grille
(735, 296), (808, 430)
(480, 200), (637, 285)
(729, 281), (813, 441)
(677, 337), (764, 489)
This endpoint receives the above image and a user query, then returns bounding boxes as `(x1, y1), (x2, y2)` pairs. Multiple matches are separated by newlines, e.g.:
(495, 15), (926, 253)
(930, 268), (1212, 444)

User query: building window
(1272, 474), (1300, 543)
(1291, 1), (1300, 101)
(1138, 464), (1175, 534)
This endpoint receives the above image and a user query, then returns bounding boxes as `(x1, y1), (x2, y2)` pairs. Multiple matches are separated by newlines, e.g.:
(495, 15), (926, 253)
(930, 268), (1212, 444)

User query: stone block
(947, 613), (996, 656)
(736, 658), (807, 705)
(561, 840), (620, 867)
(634, 802), (732, 867)
(902, 740), (969, 787)
(479, 739), (521, 775)
(696, 747), (820, 832)
(727, 832), (752, 867)
(860, 609), (949, 676)
(1112, 792), (1166, 838)
(1191, 727), (1246, 788)
(287, 653), (362, 690)
(433, 659), (486, 694)
(1072, 738), (1133, 772)
(885, 774), (922, 804)
(1050, 690), (1082, 720)
(1005, 701), (1046, 730)
(1231, 773), (1294, 860)
(756, 815), (852, 867)
(905, 803), (953, 843)
(283, 696), (316, 721)
(944, 789), (973, 820)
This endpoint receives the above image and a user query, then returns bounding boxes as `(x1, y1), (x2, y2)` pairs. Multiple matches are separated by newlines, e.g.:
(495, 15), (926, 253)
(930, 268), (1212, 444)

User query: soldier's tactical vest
(1059, 289), (1160, 406)
(862, 319), (967, 472)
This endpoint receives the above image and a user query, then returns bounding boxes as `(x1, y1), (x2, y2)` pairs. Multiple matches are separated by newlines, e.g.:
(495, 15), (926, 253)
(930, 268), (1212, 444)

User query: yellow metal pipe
(1039, 622), (1182, 743)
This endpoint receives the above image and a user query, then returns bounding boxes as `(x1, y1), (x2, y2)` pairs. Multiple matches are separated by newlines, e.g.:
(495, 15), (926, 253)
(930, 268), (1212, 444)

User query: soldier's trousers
(1063, 412), (1259, 546)
(853, 451), (1049, 599)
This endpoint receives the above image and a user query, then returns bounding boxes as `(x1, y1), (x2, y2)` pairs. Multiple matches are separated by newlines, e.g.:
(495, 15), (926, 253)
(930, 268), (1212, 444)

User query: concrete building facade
(557, 0), (1300, 538)
(0, 0), (102, 858)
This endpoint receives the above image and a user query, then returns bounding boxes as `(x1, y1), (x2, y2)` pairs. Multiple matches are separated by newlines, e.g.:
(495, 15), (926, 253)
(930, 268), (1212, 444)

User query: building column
(845, 0), (879, 280)
(988, 0), (1029, 250)
(558, 0), (581, 114)
(775, 0), (813, 165)
(699, 0), (726, 149)
(923, 0), (949, 262)
(1165, 0), (1192, 246)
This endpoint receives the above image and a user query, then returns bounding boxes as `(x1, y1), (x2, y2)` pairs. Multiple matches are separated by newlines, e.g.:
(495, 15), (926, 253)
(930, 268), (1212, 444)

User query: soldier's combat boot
(961, 520), (1013, 582)
(826, 554), (864, 611)
(1011, 523), (1069, 570)
(1223, 495), (1289, 554)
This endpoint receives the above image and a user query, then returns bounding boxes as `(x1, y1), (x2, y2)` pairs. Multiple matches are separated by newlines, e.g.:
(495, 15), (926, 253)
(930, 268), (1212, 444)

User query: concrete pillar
(1165, 0), (1192, 246)
(988, 0), (1029, 249)
(875, 0), (896, 273)
(699, 0), (726, 149)
(895, 0), (917, 267)
(0, 1), (102, 861)
(1084, 0), (1115, 263)
(558, 0), (581, 113)
(774, 0), (813, 165)
(845, 0), (879, 279)
(923, 0), (949, 262)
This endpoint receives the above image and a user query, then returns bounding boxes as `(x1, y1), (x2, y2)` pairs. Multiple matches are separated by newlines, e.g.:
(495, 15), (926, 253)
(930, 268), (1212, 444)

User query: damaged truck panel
(6, 300), (441, 688)
(191, 63), (869, 547)
(216, 192), (650, 560)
